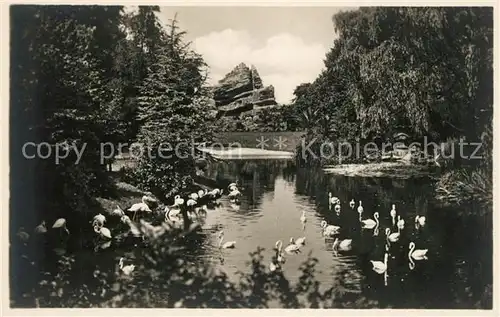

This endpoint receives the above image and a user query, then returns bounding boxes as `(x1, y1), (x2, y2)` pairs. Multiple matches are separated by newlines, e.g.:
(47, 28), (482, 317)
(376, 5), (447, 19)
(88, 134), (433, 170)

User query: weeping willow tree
(294, 7), (493, 143)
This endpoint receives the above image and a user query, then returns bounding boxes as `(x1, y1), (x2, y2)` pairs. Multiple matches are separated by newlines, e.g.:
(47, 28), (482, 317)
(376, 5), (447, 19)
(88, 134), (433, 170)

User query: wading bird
(415, 215), (426, 228)
(328, 192), (340, 206)
(52, 218), (70, 236)
(119, 257), (135, 275)
(128, 196), (152, 221)
(94, 225), (112, 240)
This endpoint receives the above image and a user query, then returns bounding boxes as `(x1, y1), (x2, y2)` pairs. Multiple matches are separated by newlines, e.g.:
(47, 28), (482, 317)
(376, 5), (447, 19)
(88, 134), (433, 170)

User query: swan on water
(397, 215), (405, 229)
(349, 199), (355, 209)
(332, 237), (352, 256)
(385, 227), (400, 251)
(408, 241), (428, 270)
(370, 252), (389, 274)
(300, 211), (307, 224)
(321, 220), (340, 237)
(390, 204), (396, 226)
(357, 201), (364, 215)
(275, 240), (286, 264)
(334, 204), (341, 215)
(415, 215), (426, 227)
(218, 230), (236, 249)
(119, 257), (135, 275)
(328, 192), (340, 205)
(283, 239), (301, 255)
(292, 236), (306, 246)
(361, 212), (379, 229)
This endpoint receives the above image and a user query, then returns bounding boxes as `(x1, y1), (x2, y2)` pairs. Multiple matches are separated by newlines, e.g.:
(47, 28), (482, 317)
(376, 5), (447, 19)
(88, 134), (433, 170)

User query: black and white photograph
(7, 2), (495, 310)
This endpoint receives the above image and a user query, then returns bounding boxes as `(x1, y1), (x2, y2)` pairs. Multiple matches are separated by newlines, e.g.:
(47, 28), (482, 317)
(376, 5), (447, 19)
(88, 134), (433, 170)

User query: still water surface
(31, 159), (492, 308)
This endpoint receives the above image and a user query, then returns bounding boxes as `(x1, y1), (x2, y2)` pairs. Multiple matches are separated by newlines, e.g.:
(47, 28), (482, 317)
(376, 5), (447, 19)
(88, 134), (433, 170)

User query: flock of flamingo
(21, 182), (429, 283)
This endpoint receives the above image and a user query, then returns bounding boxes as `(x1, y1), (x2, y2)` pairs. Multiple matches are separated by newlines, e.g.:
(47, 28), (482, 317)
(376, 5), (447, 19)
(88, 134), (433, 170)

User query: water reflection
(23, 159), (491, 308)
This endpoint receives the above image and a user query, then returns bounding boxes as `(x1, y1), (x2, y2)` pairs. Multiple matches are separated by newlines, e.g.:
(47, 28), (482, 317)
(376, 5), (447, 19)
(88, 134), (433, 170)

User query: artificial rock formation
(213, 63), (277, 116)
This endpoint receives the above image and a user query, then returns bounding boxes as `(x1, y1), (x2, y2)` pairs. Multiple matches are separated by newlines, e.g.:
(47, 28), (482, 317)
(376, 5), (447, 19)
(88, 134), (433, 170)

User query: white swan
(275, 240), (286, 263)
(332, 237), (352, 255)
(321, 220), (340, 237)
(397, 215), (405, 229)
(408, 242), (428, 270)
(357, 201), (364, 216)
(334, 204), (341, 215)
(361, 212), (379, 229)
(218, 231), (235, 249)
(349, 199), (355, 209)
(283, 240), (301, 255)
(370, 252), (389, 274)
(300, 210), (307, 225)
(119, 257), (135, 275)
(390, 204), (396, 226)
(385, 228), (400, 250)
(415, 215), (426, 227)
(291, 236), (306, 246)
(328, 192), (340, 205)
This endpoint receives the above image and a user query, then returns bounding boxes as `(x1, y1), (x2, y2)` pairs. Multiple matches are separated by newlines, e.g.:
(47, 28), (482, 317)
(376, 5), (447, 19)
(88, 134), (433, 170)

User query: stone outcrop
(213, 63), (277, 116)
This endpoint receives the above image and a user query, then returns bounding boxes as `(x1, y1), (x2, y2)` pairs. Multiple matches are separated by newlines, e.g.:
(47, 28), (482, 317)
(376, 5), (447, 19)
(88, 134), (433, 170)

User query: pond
(14, 159), (492, 308)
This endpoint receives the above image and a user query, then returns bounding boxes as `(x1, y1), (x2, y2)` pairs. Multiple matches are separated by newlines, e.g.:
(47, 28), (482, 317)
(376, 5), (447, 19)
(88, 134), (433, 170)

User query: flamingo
(188, 192), (199, 201)
(390, 204), (396, 226)
(228, 189), (241, 199)
(328, 192), (340, 205)
(218, 231), (235, 249)
(291, 236), (306, 246)
(321, 220), (340, 237)
(172, 195), (184, 207)
(94, 225), (112, 240)
(112, 205), (125, 217)
(93, 213), (106, 227)
(34, 221), (47, 234)
(349, 199), (355, 209)
(415, 215), (426, 227)
(408, 242), (428, 270)
(370, 252), (389, 274)
(52, 218), (70, 235)
(164, 206), (181, 221)
(228, 182), (238, 191)
(361, 212), (379, 229)
(332, 237), (352, 256)
(119, 257), (135, 275)
(128, 196), (152, 221)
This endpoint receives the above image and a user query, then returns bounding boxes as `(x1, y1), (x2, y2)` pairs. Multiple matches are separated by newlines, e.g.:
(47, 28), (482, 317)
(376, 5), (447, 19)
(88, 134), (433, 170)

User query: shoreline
(322, 162), (436, 179)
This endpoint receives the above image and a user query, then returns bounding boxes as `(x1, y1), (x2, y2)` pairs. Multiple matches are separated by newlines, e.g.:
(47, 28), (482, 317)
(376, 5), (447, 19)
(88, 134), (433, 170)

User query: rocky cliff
(213, 63), (277, 116)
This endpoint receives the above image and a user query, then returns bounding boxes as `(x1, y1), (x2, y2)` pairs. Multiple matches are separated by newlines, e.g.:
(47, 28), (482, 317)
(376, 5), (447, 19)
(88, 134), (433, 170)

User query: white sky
(156, 6), (357, 104)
